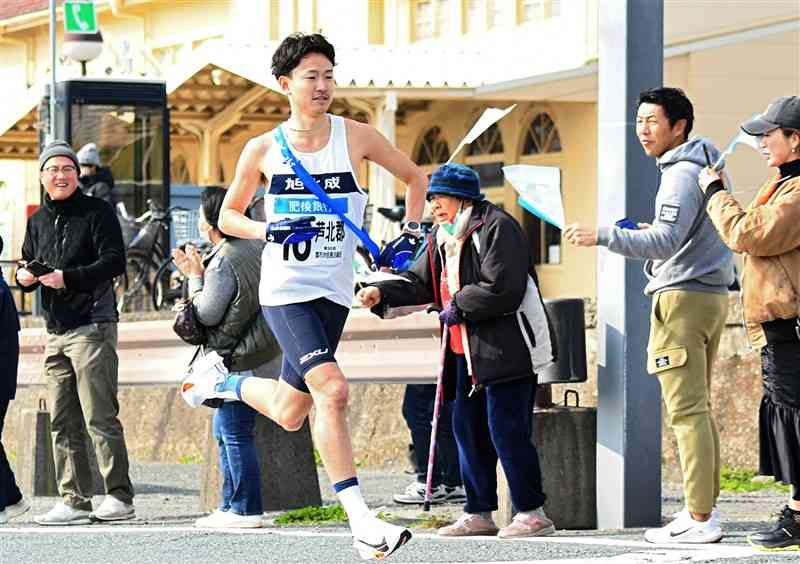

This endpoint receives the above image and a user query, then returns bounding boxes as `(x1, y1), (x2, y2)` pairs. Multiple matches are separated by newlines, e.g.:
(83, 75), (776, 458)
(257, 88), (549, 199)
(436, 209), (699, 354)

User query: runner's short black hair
(638, 87), (694, 140)
(271, 33), (336, 79)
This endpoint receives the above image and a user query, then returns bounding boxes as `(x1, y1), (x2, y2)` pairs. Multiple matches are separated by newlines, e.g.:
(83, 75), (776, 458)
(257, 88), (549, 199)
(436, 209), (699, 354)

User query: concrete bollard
(200, 414), (322, 513)
(16, 399), (58, 496)
(494, 396), (597, 530)
(16, 398), (105, 497)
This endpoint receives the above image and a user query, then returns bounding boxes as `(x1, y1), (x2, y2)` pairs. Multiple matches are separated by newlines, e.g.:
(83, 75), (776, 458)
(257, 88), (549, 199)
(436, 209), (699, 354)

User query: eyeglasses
(43, 165), (77, 175)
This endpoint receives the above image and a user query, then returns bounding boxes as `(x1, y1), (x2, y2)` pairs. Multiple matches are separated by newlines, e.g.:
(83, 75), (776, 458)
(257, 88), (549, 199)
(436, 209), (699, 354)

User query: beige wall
(396, 99), (598, 300)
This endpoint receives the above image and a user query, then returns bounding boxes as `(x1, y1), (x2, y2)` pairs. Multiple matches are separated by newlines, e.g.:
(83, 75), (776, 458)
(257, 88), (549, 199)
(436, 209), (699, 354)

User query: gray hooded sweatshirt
(597, 137), (734, 296)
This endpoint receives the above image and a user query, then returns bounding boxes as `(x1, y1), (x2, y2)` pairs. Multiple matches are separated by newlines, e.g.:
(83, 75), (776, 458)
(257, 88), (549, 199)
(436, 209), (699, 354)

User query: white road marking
(1, 527), (784, 561)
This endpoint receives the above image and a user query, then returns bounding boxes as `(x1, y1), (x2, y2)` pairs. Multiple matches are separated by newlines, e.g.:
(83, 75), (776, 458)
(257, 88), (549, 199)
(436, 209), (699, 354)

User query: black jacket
(372, 200), (555, 394)
(0, 273), (20, 401)
(17, 189), (125, 334)
(79, 167), (115, 205)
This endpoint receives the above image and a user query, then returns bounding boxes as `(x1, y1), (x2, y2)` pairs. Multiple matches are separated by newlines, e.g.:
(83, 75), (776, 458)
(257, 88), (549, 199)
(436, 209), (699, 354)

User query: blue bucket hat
(426, 163), (484, 202)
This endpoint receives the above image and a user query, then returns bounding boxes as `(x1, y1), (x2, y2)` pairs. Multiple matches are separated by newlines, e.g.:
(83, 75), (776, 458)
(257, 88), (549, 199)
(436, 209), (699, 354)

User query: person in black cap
(700, 95), (800, 552)
(357, 163), (557, 539)
(0, 235), (30, 525)
(16, 140), (134, 526)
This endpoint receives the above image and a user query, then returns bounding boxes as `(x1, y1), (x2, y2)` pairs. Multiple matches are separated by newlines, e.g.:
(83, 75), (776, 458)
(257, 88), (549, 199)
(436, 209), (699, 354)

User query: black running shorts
(261, 297), (349, 393)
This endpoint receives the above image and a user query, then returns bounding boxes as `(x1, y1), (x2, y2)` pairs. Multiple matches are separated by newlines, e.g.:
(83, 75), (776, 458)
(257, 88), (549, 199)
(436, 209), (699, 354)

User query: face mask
(441, 203), (464, 235)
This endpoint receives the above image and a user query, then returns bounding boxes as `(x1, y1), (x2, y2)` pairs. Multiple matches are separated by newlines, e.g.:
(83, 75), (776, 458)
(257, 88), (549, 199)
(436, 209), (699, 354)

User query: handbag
(173, 298), (206, 345)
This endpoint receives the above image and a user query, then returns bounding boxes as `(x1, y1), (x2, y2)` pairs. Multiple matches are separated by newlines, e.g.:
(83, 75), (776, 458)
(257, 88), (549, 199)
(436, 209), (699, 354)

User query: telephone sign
(64, 1), (98, 34)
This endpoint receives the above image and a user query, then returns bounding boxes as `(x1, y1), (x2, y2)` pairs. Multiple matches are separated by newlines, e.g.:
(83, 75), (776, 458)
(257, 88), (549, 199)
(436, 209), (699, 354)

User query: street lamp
(63, 30), (104, 76)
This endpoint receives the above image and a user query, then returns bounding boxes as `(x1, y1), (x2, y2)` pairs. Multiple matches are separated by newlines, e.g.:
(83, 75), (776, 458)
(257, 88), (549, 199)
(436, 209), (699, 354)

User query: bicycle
(115, 200), (187, 313)
(150, 240), (211, 311)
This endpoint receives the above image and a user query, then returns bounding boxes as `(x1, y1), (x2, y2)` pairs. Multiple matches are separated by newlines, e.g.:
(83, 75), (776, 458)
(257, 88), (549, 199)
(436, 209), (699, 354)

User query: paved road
(0, 463), (796, 564)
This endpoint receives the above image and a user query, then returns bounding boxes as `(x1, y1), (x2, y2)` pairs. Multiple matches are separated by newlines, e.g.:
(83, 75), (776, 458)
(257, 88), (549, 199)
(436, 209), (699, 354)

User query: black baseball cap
(741, 96), (800, 135)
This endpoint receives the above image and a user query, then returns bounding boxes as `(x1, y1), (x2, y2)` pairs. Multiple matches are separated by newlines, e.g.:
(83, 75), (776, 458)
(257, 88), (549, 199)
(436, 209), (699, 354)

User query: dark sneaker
(748, 506), (800, 552)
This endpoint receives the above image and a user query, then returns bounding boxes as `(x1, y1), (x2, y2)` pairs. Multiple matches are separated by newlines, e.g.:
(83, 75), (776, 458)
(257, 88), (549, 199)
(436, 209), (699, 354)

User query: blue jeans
(213, 393), (262, 516)
(403, 384), (461, 488)
(452, 355), (546, 514)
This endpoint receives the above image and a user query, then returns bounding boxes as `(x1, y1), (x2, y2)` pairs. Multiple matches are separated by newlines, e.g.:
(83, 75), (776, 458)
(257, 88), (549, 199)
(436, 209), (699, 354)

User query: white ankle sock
(337, 485), (370, 525)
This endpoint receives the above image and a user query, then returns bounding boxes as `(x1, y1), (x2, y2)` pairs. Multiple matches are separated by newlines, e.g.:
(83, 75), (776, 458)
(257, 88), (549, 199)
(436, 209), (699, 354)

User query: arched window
(465, 122), (505, 190)
(522, 113), (562, 155)
(415, 126), (450, 165)
(467, 123), (504, 156)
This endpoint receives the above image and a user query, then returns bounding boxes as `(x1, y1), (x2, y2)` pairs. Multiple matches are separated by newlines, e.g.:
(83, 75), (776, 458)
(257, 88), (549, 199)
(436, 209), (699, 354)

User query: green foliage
(411, 512), (452, 529)
(177, 454), (203, 465)
(274, 503), (348, 525)
(720, 466), (791, 493)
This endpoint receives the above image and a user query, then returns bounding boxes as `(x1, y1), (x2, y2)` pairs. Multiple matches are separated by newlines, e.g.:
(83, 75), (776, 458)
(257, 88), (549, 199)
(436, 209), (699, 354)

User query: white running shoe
(644, 508), (723, 544)
(92, 496), (135, 522)
(180, 350), (238, 408)
(35, 502), (92, 526)
(392, 481), (447, 505)
(194, 509), (263, 529)
(352, 515), (412, 560)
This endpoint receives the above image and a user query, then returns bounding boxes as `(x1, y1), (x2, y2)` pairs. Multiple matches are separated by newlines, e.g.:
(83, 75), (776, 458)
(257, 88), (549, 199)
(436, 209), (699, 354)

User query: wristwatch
(403, 221), (423, 237)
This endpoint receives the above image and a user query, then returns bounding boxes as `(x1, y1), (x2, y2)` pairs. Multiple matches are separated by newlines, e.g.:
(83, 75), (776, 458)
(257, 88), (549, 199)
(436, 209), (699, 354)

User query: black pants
(402, 384), (461, 487)
(0, 399), (23, 511)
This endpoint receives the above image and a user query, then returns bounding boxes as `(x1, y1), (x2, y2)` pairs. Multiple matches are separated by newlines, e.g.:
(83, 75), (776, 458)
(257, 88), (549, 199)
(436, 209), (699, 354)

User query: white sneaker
(442, 485), (466, 503)
(4, 497), (31, 521)
(194, 509), (263, 529)
(35, 502), (92, 526)
(92, 496), (135, 522)
(180, 350), (238, 408)
(352, 514), (412, 560)
(644, 508), (723, 544)
(392, 481), (447, 505)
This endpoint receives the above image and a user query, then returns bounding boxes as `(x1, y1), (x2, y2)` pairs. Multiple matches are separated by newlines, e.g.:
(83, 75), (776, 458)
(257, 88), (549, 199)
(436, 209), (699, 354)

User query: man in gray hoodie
(565, 87), (734, 544)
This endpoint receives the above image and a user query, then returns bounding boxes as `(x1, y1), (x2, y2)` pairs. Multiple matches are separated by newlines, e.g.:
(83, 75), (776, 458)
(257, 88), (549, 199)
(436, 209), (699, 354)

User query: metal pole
(596, 0), (664, 528)
(49, 0), (57, 143)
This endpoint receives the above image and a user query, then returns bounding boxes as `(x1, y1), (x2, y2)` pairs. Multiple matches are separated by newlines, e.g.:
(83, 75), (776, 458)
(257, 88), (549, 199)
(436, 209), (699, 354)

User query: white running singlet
(260, 114), (368, 308)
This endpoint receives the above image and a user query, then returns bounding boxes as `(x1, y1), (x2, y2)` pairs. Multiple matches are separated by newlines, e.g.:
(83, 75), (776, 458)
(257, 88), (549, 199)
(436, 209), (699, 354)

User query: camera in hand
(19, 259), (55, 277)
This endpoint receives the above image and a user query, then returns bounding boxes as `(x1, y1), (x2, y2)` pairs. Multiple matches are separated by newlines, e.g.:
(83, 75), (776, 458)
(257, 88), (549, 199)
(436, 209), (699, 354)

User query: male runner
(188, 33), (427, 560)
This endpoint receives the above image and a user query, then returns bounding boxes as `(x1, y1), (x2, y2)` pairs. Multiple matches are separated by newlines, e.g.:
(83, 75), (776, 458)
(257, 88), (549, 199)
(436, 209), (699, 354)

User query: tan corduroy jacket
(707, 175), (800, 348)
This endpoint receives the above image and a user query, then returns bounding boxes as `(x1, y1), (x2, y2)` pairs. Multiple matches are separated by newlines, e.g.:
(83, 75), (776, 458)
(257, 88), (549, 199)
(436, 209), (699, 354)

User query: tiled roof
(0, 0), (60, 22)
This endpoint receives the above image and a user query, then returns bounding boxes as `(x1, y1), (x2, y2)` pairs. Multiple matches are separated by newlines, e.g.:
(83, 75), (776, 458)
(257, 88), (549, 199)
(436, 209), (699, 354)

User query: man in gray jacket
(565, 87), (734, 544)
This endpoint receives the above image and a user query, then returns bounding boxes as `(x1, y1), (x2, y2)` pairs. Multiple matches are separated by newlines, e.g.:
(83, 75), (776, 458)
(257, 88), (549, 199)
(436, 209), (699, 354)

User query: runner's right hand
(356, 286), (381, 308)
(265, 216), (322, 245)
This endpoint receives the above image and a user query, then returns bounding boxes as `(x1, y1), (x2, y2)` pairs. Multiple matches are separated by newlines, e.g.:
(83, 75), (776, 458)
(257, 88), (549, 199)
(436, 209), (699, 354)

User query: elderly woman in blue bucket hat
(357, 163), (557, 538)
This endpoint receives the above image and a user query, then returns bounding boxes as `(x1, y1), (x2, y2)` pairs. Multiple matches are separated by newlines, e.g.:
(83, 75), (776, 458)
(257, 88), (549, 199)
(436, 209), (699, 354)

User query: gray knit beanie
(77, 142), (101, 166)
(39, 140), (80, 171)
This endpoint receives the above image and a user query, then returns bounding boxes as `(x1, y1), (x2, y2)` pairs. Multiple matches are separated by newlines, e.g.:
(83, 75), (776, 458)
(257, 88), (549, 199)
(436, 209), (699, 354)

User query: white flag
(503, 165), (565, 229)
(713, 117), (762, 171)
(447, 105), (517, 163)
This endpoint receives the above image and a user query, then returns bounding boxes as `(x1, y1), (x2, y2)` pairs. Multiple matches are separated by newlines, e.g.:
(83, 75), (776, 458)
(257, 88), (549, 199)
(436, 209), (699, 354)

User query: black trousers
(0, 399), (22, 511)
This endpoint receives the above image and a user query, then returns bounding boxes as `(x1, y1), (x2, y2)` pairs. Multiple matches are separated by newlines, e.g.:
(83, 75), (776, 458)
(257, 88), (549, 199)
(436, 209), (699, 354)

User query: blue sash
(273, 126), (380, 262)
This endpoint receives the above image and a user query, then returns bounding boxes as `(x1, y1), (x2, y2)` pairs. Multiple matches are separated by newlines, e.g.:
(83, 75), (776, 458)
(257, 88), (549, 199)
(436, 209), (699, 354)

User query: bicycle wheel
(151, 257), (185, 311)
(121, 252), (158, 312)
